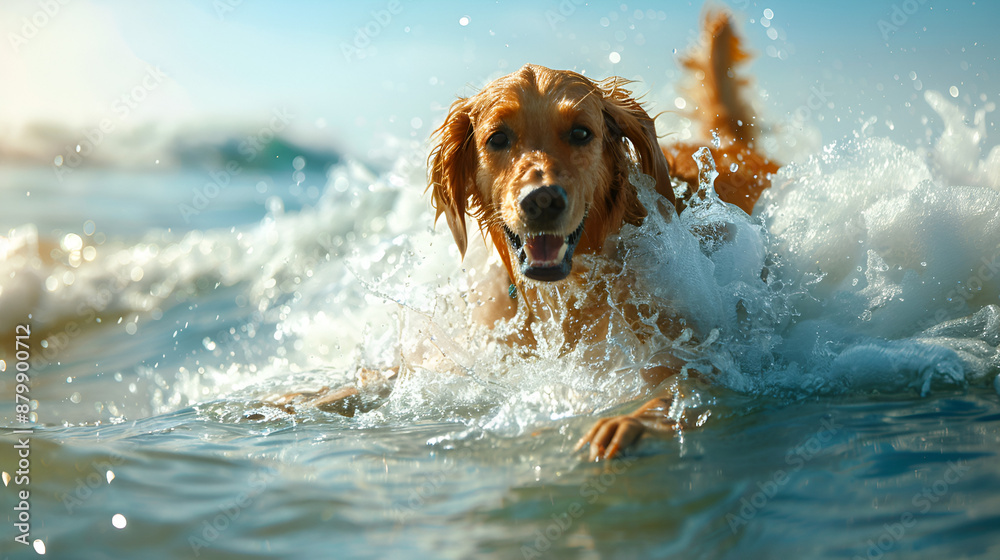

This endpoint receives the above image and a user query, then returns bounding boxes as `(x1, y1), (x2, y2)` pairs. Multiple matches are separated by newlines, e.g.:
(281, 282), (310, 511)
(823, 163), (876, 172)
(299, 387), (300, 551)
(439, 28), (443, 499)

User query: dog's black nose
(519, 185), (567, 226)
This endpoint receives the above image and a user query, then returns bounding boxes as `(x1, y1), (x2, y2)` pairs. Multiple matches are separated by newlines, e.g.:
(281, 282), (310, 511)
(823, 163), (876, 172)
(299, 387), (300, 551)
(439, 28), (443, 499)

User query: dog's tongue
(524, 234), (567, 267)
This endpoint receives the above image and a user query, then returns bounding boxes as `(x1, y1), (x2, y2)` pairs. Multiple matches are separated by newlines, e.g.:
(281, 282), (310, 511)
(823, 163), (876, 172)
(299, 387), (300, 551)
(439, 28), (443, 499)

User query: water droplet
(459, 16), (470, 26)
(112, 514), (127, 529)
(61, 233), (83, 252)
(609, 51), (621, 64)
(266, 196), (285, 215)
(949, 86), (959, 98)
(730, 163), (739, 172)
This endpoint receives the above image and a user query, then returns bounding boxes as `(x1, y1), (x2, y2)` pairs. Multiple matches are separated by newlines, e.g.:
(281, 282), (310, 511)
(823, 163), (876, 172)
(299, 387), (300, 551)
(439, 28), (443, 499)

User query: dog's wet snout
(519, 185), (567, 226)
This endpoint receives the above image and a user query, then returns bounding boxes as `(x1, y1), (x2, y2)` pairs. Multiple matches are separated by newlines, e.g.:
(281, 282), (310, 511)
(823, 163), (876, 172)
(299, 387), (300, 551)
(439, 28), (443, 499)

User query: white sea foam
(756, 133), (1000, 395)
(4, 91), (998, 427)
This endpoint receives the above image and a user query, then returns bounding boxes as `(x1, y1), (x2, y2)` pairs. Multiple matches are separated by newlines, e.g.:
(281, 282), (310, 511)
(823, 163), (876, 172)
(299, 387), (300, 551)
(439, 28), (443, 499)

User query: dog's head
(428, 64), (672, 283)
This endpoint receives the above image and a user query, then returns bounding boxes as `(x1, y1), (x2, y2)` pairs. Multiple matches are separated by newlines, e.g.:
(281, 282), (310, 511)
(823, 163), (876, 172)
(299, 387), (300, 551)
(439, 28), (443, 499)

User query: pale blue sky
(1, 0), (996, 161)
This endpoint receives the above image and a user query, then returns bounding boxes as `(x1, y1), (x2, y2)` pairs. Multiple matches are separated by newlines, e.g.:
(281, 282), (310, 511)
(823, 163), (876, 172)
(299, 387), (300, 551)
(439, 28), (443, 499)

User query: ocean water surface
(2, 1), (1000, 559)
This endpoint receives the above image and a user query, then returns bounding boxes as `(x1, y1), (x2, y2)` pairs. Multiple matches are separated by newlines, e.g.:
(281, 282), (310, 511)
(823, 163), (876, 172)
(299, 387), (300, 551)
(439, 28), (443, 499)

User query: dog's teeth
(522, 234), (568, 267)
(525, 241), (568, 267)
(555, 241), (568, 263)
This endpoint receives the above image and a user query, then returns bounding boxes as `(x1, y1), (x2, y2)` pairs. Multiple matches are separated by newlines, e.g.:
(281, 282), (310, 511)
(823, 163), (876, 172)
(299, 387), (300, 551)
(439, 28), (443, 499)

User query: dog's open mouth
(503, 217), (586, 282)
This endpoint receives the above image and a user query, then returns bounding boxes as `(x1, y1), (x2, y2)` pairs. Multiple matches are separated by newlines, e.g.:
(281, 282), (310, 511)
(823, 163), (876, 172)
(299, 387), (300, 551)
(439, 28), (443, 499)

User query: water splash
(9, 91), (1000, 430)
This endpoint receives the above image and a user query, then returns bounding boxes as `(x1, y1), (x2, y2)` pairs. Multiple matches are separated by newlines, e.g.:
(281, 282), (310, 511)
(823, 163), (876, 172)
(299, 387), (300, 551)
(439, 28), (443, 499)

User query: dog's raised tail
(679, 10), (760, 144)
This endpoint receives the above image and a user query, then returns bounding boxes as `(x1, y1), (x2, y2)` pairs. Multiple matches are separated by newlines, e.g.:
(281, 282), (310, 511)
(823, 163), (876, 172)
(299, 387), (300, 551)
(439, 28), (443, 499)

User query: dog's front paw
(574, 414), (647, 461)
(574, 397), (676, 461)
(245, 367), (400, 421)
(255, 385), (363, 418)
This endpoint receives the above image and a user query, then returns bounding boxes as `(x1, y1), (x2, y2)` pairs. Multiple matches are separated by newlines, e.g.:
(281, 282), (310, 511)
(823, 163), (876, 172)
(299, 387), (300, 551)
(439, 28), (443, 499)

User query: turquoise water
(3, 2), (1000, 559)
(3, 129), (1000, 559)
(3, 386), (999, 558)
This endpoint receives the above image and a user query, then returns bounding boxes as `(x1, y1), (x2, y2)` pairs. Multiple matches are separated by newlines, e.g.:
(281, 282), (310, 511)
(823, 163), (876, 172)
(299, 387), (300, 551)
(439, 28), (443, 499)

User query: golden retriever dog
(426, 10), (777, 460)
(267, 10), (778, 460)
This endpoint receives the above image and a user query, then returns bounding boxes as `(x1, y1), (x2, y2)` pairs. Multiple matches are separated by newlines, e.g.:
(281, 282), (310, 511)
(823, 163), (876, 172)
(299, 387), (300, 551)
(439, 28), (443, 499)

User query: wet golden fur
(267, 10), (779, 461)
(429, 11), (776, 288)
(428, 68), (671, 283)
(426, 10), (779, 460)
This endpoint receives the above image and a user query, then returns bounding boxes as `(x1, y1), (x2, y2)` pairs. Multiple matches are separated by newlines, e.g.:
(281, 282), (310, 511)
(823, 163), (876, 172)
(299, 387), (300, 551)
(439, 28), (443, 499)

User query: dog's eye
(569, 126), (593, 145)
(487, 131), (510, 150)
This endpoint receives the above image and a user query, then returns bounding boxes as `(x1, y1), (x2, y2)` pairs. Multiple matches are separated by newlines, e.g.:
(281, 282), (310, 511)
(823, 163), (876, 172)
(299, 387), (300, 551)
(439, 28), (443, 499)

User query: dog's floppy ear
(428, 97), (476, 258)
(598, 78), (674, 224)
